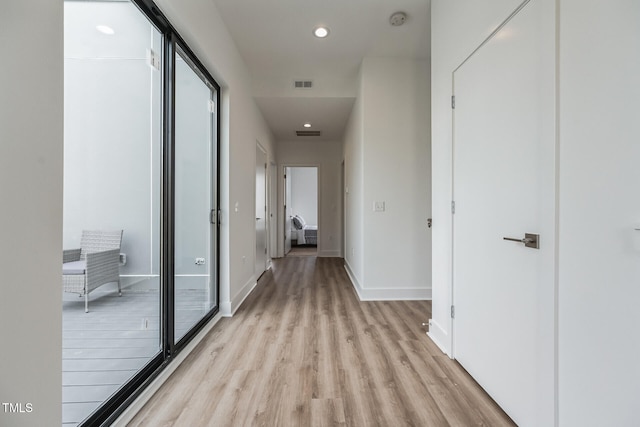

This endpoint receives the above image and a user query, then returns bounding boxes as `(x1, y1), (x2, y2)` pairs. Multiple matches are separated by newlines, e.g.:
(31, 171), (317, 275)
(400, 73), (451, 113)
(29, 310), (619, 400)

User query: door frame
(255, 141), (268, 276)
(277, 163), (321, 257)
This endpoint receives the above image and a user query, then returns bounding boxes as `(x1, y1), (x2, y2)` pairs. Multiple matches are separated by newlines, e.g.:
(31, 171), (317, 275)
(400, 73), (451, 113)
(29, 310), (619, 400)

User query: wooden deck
(62, 284), (209, 426)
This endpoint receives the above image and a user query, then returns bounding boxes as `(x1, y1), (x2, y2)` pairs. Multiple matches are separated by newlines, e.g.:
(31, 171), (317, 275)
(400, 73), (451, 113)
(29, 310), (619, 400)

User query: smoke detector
(389, 12), (407, 26)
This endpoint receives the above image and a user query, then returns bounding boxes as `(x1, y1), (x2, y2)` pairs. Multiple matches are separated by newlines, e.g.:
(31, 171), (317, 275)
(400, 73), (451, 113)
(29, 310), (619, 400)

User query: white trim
(318, 249), (341, 258)
(344, 262), (431, 301)
(356, 287), (431, 301)
(255, 141), (269, 277)
(427, 319), (451, 357)
(221, 276), (258, 317)
(344, 260), (361, 292)
(219, 300), (232, 317)
(112, 313), (222, 426)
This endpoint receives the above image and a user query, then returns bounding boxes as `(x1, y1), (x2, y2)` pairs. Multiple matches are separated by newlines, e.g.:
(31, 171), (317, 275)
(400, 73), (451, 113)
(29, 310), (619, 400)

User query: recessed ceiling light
(96, 25), (115, 35)
(303, 123), (312, 128)
(313, 26), (330, 38)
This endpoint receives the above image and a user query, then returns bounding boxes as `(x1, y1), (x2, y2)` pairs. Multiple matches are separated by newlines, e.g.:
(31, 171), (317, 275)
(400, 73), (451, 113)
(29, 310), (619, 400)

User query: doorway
(284, 166), (318, 257)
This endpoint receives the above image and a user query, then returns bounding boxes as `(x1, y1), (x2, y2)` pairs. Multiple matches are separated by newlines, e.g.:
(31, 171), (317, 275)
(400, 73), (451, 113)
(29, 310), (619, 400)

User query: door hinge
(451, 305), (455, 318)
(451, 95), (456, 109)
(451, 201), (456, 214)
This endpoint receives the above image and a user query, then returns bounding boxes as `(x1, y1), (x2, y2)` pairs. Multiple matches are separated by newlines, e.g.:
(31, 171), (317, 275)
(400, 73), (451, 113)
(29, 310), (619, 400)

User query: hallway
(129, 257), (513, 426)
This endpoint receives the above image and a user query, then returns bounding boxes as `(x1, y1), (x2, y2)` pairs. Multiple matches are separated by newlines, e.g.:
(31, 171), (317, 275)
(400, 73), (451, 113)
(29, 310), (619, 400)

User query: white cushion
(63, 260), (86, 275)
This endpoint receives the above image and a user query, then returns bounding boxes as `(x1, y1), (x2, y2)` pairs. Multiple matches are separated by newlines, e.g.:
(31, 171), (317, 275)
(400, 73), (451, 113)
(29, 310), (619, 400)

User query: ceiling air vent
(294, 80), (313, 89)
(296, 130), (321, 137)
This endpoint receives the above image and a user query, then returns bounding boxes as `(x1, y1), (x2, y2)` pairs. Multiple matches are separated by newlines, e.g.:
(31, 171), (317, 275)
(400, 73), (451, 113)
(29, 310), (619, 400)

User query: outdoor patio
(62, 284), (208, 425)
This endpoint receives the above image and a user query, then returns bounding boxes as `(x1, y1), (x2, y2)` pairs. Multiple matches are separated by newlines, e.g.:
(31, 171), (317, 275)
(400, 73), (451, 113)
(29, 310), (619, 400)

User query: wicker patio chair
(63, 230), (123, 312)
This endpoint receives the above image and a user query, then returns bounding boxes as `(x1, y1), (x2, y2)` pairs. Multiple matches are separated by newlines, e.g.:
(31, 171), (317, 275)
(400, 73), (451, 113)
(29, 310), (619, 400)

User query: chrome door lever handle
(503, 237), (526, 243)
(503, 233), (540, 249)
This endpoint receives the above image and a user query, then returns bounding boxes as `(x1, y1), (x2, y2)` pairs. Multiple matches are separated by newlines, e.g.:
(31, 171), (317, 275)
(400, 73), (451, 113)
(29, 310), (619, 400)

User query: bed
(291, 215), (317, 245)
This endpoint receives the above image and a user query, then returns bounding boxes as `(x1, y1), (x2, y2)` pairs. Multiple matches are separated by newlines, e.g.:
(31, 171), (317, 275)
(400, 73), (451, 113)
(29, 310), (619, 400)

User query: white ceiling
(213, 0), (431, 142)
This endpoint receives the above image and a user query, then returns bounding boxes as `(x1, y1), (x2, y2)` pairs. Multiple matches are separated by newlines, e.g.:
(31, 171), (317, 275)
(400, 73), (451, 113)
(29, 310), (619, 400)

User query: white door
(270, 162), (278, 258)
(255, 144), (267, 276)
(452, 1), (555, 425)
(284, 167), (292, 254)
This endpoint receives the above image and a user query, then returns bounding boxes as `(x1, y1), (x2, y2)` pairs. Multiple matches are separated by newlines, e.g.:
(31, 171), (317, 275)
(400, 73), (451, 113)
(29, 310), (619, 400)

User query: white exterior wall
(64, 2), (163, 279)
(154, 0), (276, 316)
(0, 1), (63, 425)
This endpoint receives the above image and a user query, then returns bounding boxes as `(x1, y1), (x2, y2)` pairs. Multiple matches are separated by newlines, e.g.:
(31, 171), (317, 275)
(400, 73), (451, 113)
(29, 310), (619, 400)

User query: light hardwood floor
(128, 257), (515, 426)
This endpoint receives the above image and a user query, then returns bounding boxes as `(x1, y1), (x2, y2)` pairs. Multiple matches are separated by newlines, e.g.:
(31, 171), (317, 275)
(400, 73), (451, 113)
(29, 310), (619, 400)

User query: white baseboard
(343, 262), (431, 301)
(343, 260), (362, 294)
(220, 280), (255, 317)
(427, 319), (451, 357)
(318, 249), (341, 257)
(112, 313), (222, 426)
(220, 301), (232, 317)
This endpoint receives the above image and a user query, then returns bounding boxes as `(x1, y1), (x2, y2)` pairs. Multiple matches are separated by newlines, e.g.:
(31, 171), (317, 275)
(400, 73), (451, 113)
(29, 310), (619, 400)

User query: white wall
(343, 79), (365, 283)
(430, 0), (521, 354)
(558, 1), (640, 425)
(154, 0), (276, 316)
(0, 1), (63, 425)
(343, 58), (431, 300)
(290, 167), (318, 226)
(64, 2), (162, 279)
(277, 140), (343, 257)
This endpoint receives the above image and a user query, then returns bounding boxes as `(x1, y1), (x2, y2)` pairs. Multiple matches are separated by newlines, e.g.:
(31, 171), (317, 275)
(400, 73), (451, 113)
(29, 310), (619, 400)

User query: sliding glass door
(63, 1), (220, 425)
(173, 48), (218, 344)
(63, 2), (163, 425)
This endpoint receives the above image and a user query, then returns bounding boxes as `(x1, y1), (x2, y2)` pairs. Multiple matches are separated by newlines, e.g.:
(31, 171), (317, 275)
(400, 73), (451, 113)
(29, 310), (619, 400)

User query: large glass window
(63, 1), (220, 425)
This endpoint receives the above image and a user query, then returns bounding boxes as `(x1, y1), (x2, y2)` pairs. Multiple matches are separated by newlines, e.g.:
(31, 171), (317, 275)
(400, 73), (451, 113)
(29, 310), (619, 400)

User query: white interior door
(270, 162), (278, 258)
(284, 167), (292, 254)
(255, 144), (267, 275)
(452, 1), (555, 425)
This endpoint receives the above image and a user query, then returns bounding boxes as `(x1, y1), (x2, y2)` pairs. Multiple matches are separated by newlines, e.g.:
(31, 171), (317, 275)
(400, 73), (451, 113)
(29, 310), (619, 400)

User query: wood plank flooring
(287, 245), (318, 257)
(128, 257), (515, 426)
